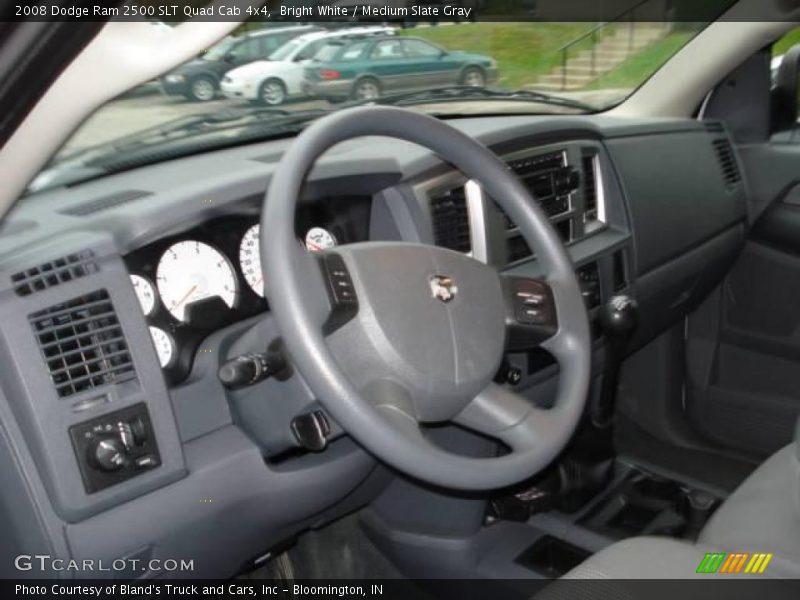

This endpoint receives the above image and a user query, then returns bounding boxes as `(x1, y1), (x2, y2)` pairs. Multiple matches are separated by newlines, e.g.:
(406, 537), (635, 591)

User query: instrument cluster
(124, 196), (371, 384)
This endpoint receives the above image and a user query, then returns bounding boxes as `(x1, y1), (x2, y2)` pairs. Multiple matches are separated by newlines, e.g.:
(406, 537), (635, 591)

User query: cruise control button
(516, 291), (545, 306)
(516, 306), (547, 325)
(321, 254), (359, 334)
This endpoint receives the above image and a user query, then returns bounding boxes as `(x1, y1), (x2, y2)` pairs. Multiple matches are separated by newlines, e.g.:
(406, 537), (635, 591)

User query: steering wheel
(261, 106), (591, 491)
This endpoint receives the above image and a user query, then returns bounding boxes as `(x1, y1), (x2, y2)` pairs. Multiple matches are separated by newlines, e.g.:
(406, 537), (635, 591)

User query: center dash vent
(12, 250), (98, 296)
(581, 153), (598, 220)
(29, 290), (136, 398)
(430, 186), (471, 253)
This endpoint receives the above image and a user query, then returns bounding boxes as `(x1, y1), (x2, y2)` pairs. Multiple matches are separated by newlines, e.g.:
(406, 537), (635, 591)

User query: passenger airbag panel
(606, 131), (747, 276)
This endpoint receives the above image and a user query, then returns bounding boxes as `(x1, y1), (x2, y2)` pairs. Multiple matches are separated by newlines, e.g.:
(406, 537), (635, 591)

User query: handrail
(557, 0), (653, 54)
(554, 0), (669, 91)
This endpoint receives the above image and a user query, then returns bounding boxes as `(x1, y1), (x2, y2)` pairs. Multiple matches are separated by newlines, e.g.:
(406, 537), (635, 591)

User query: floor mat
(286, 512), (404, 579)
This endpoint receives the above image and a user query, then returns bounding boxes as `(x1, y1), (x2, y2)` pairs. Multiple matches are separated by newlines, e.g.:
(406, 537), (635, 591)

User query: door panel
(367, 40), (410, 93)
(752, 198), (800, 254)
(400, 39), (456, 88)
(686, 143), (800, 458)
(229, 38), (261, 66)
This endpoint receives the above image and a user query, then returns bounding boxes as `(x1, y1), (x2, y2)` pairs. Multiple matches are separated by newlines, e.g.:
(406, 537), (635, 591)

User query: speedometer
(239, 224), (264, 297)
(156, 240), (238, 322)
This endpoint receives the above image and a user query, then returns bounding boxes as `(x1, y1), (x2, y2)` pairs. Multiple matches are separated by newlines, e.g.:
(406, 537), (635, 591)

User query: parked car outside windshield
(220, 26), (394, 106)
(303, 35), (498, 101)
(32, 21), (710, 193)
(160, 26), (321, 102)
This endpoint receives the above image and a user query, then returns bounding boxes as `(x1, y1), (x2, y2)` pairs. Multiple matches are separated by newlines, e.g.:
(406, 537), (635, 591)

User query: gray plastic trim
(0, 233), (186, 522)
(262, 106), (591, 491)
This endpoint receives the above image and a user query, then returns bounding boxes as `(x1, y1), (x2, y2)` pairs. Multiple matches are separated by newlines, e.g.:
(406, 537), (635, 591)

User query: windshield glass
(269, 39), (302, 61)
(32, 18), (714, 193)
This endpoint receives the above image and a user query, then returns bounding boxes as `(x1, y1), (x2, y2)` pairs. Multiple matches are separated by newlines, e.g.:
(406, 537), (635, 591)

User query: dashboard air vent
(711, 138), (742, 190)
(29, 290), (136, 398)
(704, 121), (725, 135)
(61, 190), (151, 217)
(582, 154), (598, 220)
(430, 186), (471, 253)
(12, 250), (98, 297)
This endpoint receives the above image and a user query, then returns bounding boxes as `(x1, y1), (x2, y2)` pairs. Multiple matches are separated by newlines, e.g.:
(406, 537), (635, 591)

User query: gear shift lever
(593, 295), (639, 428)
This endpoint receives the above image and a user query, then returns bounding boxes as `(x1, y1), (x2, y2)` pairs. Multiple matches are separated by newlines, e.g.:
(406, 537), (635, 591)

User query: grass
(774, 29), (800, 56)
(403, 23), (700, 94)
(591, 31), (695, 90)
(399, 23), (591, 89)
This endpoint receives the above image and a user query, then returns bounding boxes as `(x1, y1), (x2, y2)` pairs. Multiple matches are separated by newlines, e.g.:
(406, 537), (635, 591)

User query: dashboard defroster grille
(29, 290), (136, 398)
(711, 138), (742, 190)
(12, 250), (98, 296)
(60, 190), (151, 217)
(705, 122), (742, 191)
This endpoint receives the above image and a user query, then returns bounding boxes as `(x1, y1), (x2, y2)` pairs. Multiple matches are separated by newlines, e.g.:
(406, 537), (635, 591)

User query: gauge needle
(172, 284), (198, 310)
(306, 241), (322, 252)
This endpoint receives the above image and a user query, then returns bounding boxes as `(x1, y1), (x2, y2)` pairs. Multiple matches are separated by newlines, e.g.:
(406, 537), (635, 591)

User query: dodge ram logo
(430, 275), (457, 303)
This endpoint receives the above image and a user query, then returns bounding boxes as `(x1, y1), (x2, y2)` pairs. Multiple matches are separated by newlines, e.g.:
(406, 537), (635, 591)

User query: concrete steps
(531, 23), (670, 91)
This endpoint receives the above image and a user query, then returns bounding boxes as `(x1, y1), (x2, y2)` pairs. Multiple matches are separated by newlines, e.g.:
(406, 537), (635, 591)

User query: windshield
(269, 39), (303, 61)
(33, 19), (713, 193)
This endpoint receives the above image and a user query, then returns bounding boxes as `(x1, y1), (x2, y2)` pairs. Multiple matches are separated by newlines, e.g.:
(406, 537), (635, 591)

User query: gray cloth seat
(562, 443), (800, 580)
(699, 443), (800, 578)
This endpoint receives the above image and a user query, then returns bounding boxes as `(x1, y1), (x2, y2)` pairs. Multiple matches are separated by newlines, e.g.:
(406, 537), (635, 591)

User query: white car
(220, 26), (393, 106)
(772, 54), (784, 80)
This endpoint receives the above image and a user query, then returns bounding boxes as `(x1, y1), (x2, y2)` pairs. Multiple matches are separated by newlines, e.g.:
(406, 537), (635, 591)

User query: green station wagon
(303, 35), (498, 101)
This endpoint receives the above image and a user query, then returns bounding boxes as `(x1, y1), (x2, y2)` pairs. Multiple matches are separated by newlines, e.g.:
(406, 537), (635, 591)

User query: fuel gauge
(130, 274), (156, 316)
(149, 326), (175, 368)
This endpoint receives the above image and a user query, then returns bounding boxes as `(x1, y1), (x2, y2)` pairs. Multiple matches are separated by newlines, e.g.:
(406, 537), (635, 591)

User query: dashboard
(124, 196), (372, 383)
(0, 114), (749, 577)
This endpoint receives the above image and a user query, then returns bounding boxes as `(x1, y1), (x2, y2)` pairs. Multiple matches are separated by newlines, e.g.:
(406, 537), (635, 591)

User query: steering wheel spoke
(273, 240), (336, 331)
(361, 377), (417, 416)
(374, 401), (423, 438)
(501, 274), (559, 352)
(454, 383), (560, 452)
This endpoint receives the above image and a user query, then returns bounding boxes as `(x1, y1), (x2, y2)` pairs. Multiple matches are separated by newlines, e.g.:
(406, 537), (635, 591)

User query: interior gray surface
(262, 106), (590, 490)
(0, 111), (748, 577)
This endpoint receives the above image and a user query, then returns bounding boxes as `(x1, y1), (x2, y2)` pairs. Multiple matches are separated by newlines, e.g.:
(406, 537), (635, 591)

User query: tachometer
(239, 224), (264, 297)
(130, 274), (156, 316)
(156, 240), (238, 322)
(305, 227), (337, 252)
(149, 326), (175, 368)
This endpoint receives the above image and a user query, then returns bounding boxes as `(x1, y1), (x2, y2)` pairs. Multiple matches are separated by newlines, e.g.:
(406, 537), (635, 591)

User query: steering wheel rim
(261, 106), (591, 491)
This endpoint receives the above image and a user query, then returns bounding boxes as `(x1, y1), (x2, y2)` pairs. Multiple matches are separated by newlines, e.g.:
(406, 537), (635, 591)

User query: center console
(418, 139), (634, 393)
